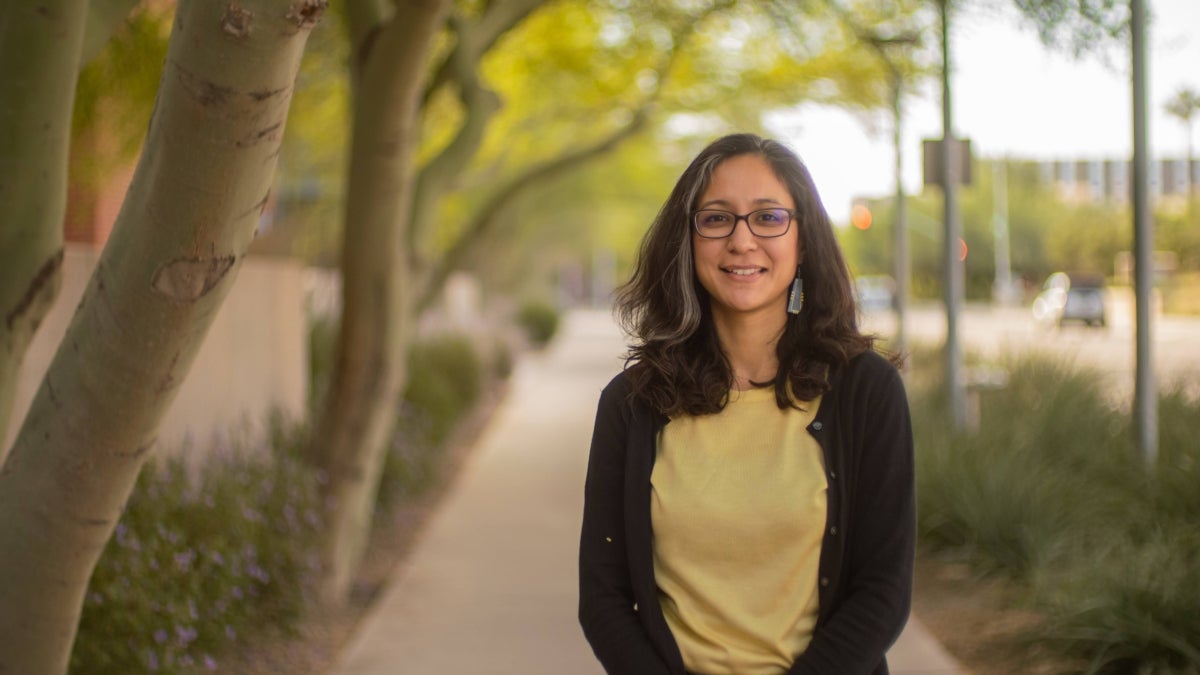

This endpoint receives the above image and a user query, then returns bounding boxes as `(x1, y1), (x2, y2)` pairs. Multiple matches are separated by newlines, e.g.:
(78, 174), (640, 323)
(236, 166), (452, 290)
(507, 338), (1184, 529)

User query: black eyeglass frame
(690, 207), (796, 239)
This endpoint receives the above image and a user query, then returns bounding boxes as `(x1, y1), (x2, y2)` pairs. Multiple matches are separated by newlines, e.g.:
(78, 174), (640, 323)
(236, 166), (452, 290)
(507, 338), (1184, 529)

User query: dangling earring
(786, 266), (804, 315)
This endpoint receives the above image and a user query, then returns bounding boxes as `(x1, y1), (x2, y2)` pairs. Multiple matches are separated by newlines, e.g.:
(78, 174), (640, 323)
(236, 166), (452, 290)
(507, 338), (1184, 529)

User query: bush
(71, 417), (322, 674)
(403, 336), (483, 447)
(376, 336), (485, 507)
(516, 299), (560, 347)
(909, 350), (1200, 671)
(912, 353), (1106, 577)
(1038, 528), (1200, 674)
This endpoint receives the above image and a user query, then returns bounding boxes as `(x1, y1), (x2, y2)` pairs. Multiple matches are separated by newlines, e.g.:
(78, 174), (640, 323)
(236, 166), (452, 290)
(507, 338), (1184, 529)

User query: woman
(578, 133), (914, 675)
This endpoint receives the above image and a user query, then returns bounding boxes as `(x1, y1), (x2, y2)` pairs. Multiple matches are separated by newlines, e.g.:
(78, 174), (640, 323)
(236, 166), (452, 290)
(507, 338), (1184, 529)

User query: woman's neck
(712, 310), (786, 390)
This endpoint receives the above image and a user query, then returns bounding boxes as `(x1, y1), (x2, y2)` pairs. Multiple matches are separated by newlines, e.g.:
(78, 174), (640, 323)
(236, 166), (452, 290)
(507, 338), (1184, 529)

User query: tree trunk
(311, 0), (450, 605)
(0, 0), (322, 670)
(0, 0), (87, 452)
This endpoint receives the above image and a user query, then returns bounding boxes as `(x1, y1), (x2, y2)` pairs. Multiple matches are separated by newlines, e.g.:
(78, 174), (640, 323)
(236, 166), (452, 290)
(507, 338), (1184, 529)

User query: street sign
(923, 137), (973, 186)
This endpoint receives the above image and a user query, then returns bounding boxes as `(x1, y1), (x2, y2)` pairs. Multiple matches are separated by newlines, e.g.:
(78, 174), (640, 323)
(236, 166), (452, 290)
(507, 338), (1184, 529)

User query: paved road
(865, 302), (1200, 398)
(330, 310), (962, 675)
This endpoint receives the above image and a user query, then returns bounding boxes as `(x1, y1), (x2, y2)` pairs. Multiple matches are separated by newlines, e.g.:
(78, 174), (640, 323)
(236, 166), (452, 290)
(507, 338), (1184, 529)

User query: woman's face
(691, 153), (800, 325)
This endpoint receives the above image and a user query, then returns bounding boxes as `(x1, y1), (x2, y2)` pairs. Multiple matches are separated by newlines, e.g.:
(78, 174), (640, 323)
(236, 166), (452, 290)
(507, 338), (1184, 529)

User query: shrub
(516, 299), (560, 347)
(490, 338), (515, 380)
(1038, 528), (1200, 674)
(70, 418), (322, 674)
(376, 336), (485, 507)
(403, 336), (483, 447)
(909, 349), (1200, 671)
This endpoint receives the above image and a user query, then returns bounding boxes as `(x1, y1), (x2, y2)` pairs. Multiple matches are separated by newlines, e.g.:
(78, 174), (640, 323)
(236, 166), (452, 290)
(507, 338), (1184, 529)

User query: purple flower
(204, 654), (217, 671)
(247, 563), (270, 584)
(154, 629), (168, 644)
(176, 624), (198, 646)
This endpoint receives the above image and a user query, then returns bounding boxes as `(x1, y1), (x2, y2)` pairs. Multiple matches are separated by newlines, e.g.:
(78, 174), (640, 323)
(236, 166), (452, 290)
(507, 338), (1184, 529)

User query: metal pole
(892, 72), (909, 354)
(1131, 0), (1157, 465)
(992, 159), (1013, 304)
(940, 0), (966, 429)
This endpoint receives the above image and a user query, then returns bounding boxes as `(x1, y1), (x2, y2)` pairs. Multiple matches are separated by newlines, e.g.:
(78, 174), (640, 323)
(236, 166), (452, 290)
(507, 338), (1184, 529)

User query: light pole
(992, 158), (1014, 305)
(940, 0), (967, 430)
(860, 31), (919, 356)
(1131, 0), (1157, 465)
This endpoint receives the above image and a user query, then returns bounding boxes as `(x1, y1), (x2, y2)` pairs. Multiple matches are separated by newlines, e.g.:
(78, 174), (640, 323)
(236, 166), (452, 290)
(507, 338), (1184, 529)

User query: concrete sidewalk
(329, 310), (963, 675)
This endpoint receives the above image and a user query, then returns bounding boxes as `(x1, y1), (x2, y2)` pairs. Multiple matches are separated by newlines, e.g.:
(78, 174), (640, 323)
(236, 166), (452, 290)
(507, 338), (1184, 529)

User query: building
(1038, 157), (1199, 204)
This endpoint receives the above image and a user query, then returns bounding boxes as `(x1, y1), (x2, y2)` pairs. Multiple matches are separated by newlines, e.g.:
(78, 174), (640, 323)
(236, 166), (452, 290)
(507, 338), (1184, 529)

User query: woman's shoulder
(849, 347), (896, 371)
(598, 367), (639, 409)
(598, 365), (661, 417)
(601, 370), (631, 396)
(840, 348), (904, 388)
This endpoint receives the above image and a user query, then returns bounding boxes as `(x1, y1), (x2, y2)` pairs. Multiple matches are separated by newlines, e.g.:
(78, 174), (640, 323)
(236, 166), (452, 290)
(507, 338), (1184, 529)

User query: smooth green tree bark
(1, 0), (153, 458)
(0, 0), (323, 670)
(311, 0), (452, 604)
(0, 0), (88, 452)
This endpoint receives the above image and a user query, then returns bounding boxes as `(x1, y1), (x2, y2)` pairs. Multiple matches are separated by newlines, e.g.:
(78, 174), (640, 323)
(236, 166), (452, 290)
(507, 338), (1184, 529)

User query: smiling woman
(691, 154), (800, 340)
(578, 133), (915, 675)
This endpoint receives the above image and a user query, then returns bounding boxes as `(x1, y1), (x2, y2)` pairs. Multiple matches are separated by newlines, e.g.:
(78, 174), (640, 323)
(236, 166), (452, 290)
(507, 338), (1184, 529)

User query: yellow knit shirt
(651, 387), (826, 675)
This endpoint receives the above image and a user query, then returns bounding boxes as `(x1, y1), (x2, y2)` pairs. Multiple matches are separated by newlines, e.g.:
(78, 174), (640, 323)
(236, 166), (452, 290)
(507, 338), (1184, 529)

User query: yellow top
(651, 387), (826, 675)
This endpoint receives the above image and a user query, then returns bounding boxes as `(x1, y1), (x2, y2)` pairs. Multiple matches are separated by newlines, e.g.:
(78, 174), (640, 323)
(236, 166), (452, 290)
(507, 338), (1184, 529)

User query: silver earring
(786, 268), (804, 315)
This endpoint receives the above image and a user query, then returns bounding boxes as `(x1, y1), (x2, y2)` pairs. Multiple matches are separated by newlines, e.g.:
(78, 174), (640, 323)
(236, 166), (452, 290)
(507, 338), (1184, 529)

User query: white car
(1032, 272), (1107, 328)
(855, 275), (896, 313)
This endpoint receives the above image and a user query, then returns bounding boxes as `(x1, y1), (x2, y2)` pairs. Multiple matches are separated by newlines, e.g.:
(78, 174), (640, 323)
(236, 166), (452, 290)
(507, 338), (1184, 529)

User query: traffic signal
(851, 203), (872, 230)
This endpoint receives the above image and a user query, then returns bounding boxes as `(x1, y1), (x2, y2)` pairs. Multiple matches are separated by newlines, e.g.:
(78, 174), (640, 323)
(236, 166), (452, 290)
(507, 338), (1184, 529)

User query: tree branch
(420, 0), (545, 107)
(415, 107), (651, 312)
(412, 0), (735, 310)
(345, 0), (394, 77)
(407, 11), (503, 259)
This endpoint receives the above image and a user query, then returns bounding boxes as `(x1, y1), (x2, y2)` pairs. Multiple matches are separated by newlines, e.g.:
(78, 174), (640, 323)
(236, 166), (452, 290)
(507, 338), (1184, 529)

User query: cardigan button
(812, 421), (823, 431)
(819, 577), (830, 587)
(828, 471), (837, 480)
(829, 526), (838, 536)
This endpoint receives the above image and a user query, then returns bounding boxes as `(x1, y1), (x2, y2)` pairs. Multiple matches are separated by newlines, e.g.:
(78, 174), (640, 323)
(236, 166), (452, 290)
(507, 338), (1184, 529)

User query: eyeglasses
(691, 208), (795, 239)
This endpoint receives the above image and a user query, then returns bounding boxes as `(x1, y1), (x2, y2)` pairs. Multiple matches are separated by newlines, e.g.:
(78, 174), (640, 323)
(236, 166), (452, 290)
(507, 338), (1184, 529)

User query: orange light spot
(958, 237), (968, 261)
(851, 204), (872, 230)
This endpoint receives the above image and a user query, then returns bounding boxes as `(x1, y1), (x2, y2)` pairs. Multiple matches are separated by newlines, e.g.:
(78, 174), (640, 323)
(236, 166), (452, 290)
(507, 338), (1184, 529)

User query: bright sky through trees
(769, 0), (1200, 223)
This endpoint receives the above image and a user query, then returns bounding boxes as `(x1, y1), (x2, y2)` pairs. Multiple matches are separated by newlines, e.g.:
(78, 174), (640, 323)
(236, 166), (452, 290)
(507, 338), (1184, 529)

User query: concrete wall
(4, 245), (309, 459)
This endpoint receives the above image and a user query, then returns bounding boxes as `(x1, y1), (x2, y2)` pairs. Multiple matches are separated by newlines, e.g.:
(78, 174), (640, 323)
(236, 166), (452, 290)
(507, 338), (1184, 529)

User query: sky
(767, 0), (1200, 224)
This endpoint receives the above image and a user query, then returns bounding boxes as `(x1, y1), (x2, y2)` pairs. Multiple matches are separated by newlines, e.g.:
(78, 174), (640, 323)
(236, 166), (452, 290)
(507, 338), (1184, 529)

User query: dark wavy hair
(616, 132), (877, 415)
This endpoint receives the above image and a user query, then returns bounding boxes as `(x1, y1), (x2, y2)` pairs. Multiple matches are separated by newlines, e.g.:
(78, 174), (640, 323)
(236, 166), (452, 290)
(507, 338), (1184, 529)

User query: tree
(1010, 0), (1128, 58)
(1164, 86), (1200, 197)
(0, 0), (85, 454)
(0, 0), (323, 670)
(1, 0), (155, 451)
(309, 0), (455, 604)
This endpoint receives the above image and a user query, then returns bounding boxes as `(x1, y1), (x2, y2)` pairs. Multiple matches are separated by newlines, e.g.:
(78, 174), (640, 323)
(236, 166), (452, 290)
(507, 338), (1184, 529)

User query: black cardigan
(578, 350), (915, 675)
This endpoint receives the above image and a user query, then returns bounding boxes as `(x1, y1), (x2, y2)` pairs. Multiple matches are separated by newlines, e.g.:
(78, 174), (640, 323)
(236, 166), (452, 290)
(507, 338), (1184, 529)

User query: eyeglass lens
(693, 208), (792, 238)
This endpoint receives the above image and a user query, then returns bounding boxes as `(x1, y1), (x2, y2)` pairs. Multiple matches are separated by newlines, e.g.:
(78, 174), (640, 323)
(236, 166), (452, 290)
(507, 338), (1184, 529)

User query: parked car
(855, 274), (896, 313)
(1032, 272), (1107, 328)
